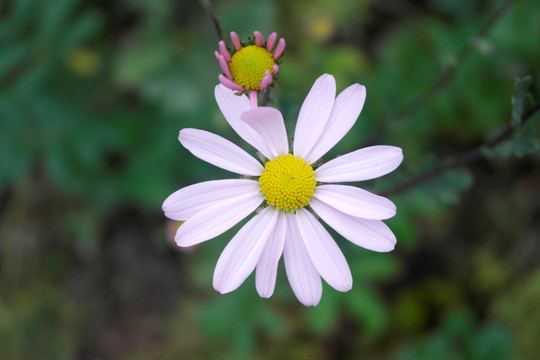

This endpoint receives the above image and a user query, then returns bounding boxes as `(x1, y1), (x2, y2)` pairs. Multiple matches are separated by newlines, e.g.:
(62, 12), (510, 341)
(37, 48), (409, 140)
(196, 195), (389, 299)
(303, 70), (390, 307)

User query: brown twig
(199, 0), (224, 42)
(397, 0), (516, 120)
(382, 99), (540, 197)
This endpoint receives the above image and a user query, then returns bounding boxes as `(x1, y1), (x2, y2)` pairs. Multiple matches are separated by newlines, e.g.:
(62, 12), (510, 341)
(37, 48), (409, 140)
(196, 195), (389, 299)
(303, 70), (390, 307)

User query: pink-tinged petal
(213, 207), (278, 293)
(215, 83), (250, 113)
(241, 107), (289, 159)
(253, 31), (264, 46)
(256, 212), (286, 298)
(175, 191), (263, 247)
(230, 31), (241, 51)
(218, 40), (231, 62)
(283, 213), (322, 306)
(266, 32), (277, 51)
(295, 209), (352, 292)
(272, 64), (279, 75)
(273, 38), (286, 60)
(215, 85), (271, 154)
(305, 84), (366, 163)
(218, 74), (245, 91)
(179, 128), (263, 176)
(162, 179), (260, 221)
(314, 184), (396, 220)
(315, 146), (403, 182)
(293, 74), (336, 160)
(215, 51), (233, 80)
(310, 199), (396, 252)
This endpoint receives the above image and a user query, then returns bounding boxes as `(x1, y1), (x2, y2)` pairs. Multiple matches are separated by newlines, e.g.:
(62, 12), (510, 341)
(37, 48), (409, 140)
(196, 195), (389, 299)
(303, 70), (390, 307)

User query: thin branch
(200, 0), (224, 42)
(382, 100), (540, 197)
(397, 0), (516, 120)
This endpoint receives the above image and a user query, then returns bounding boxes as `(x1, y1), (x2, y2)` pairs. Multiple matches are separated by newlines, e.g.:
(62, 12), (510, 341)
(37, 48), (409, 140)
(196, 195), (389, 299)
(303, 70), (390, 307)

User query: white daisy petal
(175, 192), (263, 247)
(315, 146), (403, 182)
(255, 212), (286, 298)
(241, 107), (289, 159)
(213, 207), (278, 294)
(214, 84), (269, 154)
(295, 209), (352, 292)
(305, 84), (366, 163)
(314, 184), (396, 220)
(283, 213), (322, 306)
(310, 199), (396, 252)
(179, 128), (263, 176)
(163, 179), (260, 221)
(293, 74), (336, 159)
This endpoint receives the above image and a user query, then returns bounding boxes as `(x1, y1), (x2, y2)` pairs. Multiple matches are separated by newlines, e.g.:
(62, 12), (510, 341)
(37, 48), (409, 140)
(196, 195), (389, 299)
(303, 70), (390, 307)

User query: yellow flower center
(259, 154), (317, 212)
(229, 45), (275, 91)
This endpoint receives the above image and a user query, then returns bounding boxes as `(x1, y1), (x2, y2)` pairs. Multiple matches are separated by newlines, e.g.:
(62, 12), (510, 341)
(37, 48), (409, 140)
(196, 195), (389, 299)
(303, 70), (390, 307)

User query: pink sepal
(254, 31), (264, 47)
(273, 38), (286, 60)
(230, 32), (241, 51)
(266, 32), (277, 51)
(219, 74), (245, 91)
(215, 51), (233, 80)
(218, 40), (231, 62)
(260, 70), (273, 90)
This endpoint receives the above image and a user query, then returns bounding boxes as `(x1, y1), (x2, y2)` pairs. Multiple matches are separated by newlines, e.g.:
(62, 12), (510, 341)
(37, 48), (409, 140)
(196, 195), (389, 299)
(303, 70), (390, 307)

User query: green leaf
(6, 0), (35, 35)
(350, 252), (399, 282)
(491, 79), (540, 157)
(57, 11), (102, 57)
(347, 286), (387, 337)
(469, 325), (514, 360)
(306, 289), (341, 334)
(511, 75), (532, 128)
(0, 42), (31, 81)
(404, 168), (473, 214)
(35, 0), (78, 46)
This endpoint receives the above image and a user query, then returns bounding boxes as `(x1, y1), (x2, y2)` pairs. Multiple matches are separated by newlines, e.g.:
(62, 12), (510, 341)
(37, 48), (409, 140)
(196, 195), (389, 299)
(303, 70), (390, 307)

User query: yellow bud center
(259, 154), (316, 212)
(229, 45), (275, 91)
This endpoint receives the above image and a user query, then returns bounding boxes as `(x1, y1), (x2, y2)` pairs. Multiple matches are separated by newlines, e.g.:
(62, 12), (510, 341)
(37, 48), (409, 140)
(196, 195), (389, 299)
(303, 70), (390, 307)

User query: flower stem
(249, 90), (258, 108)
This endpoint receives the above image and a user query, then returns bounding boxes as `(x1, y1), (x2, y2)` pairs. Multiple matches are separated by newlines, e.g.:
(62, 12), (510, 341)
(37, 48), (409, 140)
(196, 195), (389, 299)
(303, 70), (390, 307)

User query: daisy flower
(162, 74), (403, 306)
(215, 31), (285, 107)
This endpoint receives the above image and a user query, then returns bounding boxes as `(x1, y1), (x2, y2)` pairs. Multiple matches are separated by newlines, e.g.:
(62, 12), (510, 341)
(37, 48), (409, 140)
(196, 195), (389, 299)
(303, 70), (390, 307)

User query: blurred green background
(1, 0), (539, 359)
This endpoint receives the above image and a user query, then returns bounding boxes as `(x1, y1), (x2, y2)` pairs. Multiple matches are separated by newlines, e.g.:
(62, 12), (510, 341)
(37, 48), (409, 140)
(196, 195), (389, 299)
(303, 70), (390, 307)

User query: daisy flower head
(162, 74), (403, 306)
(215, 31), (285, 107)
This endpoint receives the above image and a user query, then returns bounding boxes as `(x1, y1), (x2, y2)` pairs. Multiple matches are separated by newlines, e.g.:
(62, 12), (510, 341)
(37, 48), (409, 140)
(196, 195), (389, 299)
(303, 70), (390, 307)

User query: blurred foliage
(395, 309), (514, 360)
(493, 269), (540, 359)
(489, 75), (539, 157)
(1, 0), (539, 359)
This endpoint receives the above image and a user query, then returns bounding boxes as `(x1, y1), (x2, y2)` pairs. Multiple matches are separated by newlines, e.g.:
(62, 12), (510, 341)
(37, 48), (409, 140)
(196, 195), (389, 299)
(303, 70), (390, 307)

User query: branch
(382, 100), (540, 197)
(200, 0), (224, 42)
(397, 0), (516, 120)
